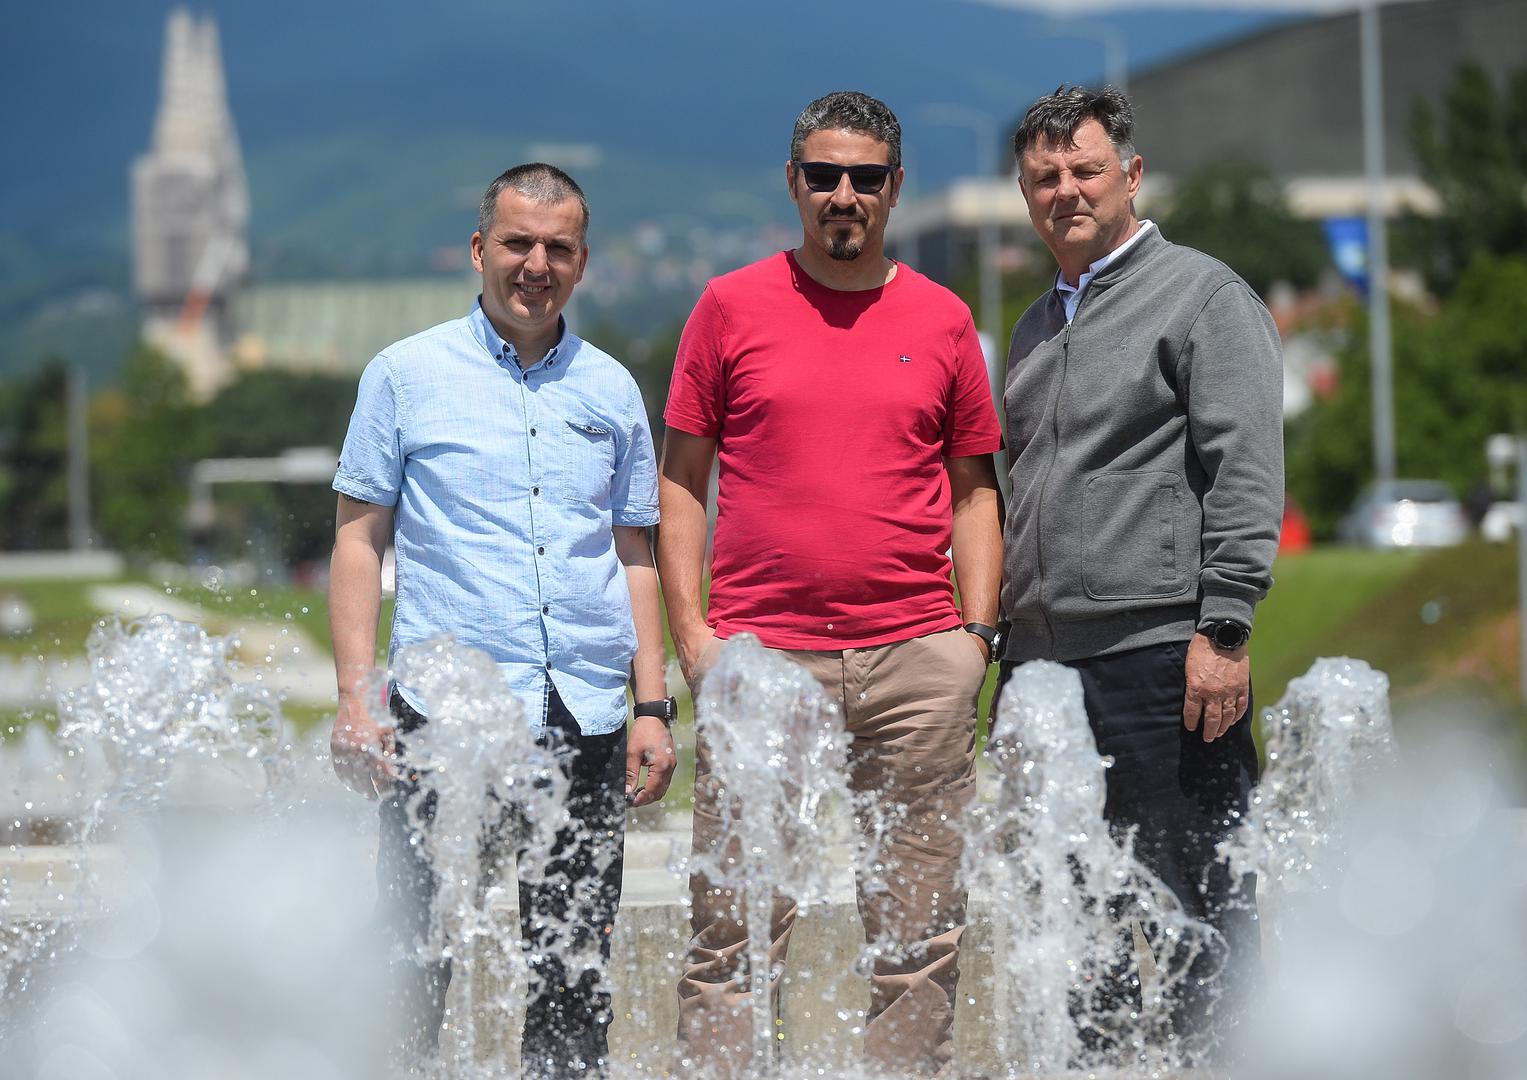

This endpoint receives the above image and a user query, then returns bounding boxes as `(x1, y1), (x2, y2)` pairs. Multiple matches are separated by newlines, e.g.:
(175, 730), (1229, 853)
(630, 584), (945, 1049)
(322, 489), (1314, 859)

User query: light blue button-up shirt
(334, 301), (660, 736)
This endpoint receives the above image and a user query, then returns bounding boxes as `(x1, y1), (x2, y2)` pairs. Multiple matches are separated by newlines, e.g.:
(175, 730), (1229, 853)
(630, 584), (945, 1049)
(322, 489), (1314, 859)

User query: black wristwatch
(634, 696), (678, 728)
(1202, 619), (1250, 651)
(963, 622), (1002, 662)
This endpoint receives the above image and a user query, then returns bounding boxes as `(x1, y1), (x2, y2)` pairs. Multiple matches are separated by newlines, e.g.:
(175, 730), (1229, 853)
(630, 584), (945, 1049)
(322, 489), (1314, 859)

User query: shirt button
(542, 604), (549, 614)
(537, 546), (545, 555)
(530, 427), (537, 436)
(532, 486), (540, 496)
(544, 660), (552, 670)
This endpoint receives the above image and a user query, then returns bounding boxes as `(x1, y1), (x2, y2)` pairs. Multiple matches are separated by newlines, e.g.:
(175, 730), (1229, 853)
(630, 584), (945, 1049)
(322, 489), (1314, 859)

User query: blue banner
(1323, 216), (1369, 293)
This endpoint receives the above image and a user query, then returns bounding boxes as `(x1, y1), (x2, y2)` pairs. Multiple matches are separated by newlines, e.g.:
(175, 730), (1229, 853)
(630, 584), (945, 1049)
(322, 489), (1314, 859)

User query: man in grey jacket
(1000, 86), (1283, 1052)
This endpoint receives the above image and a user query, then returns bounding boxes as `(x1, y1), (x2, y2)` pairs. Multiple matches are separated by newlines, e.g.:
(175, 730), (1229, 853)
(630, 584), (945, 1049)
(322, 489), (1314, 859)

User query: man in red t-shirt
(658, 90), (1004, 1074)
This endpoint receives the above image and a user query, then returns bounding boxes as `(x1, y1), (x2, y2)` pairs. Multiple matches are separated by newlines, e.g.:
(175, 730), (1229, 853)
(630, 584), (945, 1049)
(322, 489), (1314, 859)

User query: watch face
(1211, 622), (1248, 649)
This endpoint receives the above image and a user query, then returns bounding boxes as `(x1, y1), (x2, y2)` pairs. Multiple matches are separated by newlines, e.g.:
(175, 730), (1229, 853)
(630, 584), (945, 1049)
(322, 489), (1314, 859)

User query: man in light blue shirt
(328, 163), (673, 1078)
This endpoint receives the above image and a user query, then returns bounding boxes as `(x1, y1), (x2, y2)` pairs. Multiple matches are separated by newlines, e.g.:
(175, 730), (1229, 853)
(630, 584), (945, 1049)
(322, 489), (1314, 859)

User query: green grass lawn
(181, 580), (335, 650)
(1251, 546), (1425, 707)
(1250, 540), (1524, 748)
(0, 573), (360, 662)
(0, 576), (123, 660)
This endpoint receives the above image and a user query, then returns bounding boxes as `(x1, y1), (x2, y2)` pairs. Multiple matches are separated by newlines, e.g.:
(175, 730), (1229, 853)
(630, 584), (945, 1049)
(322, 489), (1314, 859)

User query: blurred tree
(1407, 62), (1527, 294)
(92, 342), (208, 559)
(950, 262), (1056, 334)
(584, 320), (682, 442)
(0, 361), (71, 550)
(1286, 255), (1527, 536)
(199, 370), (359, 565)
(1157, 159), (1328, 298)
(204, 370), (356, 457)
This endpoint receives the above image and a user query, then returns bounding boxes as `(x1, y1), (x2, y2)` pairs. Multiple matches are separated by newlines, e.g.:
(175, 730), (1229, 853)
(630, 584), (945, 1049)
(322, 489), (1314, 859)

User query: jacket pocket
(1081, 471), (1193, 601)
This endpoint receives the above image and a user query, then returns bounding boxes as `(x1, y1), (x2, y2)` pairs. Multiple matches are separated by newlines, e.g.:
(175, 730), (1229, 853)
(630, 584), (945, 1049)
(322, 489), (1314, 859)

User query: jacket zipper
(1033, 319), (1068, 656)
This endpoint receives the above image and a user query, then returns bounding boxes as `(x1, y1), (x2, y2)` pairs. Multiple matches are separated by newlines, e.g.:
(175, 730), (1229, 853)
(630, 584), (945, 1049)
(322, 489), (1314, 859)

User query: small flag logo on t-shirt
(898, 355), (912, 363)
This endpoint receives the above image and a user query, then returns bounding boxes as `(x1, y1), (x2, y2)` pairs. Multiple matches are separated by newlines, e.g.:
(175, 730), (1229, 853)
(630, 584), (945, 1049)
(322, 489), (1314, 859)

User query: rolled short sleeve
(663, 285), (728, 438)
(333, 353), (403, 506)
(612, 378), (660, 527)
(943, 314), (1004, 457)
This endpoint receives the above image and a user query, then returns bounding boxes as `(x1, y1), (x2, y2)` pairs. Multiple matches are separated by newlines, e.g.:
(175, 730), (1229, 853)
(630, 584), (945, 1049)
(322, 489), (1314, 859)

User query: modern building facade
(888, 0), (1525, 285)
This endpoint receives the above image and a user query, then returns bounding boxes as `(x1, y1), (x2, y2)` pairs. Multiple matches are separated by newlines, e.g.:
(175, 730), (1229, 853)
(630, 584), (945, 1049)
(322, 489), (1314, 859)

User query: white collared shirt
(1056, 219), (1157, 324)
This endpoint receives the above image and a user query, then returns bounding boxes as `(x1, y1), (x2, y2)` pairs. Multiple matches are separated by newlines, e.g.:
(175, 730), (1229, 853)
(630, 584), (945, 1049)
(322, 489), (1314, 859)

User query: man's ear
(785, 160), (799, 204)
(470, 230), (485, 273)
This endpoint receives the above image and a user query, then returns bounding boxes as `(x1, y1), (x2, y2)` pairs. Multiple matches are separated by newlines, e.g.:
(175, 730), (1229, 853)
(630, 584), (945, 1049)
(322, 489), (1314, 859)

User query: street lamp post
(1361, 0), (1398, 486)
(1043, 17), (1130, 94)
(67, 367), (91, 551)
(1518, 436), (1527, 703)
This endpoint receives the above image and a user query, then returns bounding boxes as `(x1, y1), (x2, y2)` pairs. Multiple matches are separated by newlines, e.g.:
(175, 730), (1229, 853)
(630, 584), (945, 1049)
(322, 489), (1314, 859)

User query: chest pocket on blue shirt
(557, 416), (617, 506)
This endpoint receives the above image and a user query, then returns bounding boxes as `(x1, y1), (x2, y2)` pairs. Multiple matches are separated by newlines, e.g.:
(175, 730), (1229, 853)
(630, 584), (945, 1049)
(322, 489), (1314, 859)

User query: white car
(1338, 480), (1470, 548)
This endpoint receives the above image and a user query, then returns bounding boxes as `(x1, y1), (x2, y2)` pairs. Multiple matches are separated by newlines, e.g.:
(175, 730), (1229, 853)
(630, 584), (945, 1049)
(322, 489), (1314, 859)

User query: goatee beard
(828, 236), (864, 261)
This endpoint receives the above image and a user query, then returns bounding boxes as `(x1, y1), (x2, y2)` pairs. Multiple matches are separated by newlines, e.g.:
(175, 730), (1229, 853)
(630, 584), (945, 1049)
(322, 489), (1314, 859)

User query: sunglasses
(793, 161), (895, 194)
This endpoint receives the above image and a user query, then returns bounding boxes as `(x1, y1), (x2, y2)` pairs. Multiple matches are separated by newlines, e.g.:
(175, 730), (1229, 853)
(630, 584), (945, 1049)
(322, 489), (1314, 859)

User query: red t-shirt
(664, 251), (1003, 650)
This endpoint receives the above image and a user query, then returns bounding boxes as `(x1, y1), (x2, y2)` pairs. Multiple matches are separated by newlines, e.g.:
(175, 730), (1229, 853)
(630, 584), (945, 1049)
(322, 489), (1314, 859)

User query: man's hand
(1183, 633), (1250, 743)
(965, 629), (992, 665)
(329, 494), (395, 797)
(675, 625), (718, 692)
(625, 716), (677, 808)
(331, 691), (398, 799)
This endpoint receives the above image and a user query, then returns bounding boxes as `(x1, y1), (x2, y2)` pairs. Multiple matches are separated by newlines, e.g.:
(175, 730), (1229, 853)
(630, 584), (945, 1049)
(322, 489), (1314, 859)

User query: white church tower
(131, 7), (249, 398)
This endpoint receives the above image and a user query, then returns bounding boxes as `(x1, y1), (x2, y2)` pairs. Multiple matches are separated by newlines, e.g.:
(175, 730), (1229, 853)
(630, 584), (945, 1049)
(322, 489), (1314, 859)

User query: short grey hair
(1012, 85), (1136, 176)
(478, 163), (590, 239)
(790, 90), (902, 168)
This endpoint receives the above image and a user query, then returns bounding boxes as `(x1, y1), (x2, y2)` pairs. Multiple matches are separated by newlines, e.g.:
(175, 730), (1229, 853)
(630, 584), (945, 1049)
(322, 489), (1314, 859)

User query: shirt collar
(1055, 219), (1157, 297)
(467, 298), (574, 370)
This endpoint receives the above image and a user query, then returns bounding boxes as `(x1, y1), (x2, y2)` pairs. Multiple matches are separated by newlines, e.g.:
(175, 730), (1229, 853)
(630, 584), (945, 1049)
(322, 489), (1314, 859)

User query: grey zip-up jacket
(1000, 226), (1284, 663)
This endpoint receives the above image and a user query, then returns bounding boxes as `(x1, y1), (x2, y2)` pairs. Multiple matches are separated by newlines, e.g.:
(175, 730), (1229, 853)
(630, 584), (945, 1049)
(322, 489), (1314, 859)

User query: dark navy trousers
(376, 686), (627, 1079)
(999, 639), (1260, 1057)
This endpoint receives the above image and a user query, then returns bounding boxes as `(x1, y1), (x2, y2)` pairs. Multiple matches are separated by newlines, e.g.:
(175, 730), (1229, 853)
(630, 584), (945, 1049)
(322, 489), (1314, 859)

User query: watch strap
(634, 696), (677, 726)
(963, 621), (1000, 661)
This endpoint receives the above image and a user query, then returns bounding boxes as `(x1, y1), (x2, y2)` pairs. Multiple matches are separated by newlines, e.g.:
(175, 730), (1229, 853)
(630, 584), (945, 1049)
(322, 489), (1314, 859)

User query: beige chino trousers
(677, 627), (985, 1077)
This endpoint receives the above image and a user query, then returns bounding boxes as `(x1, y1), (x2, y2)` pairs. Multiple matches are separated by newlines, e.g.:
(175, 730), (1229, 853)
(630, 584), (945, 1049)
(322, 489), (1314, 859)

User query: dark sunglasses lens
(799, 164), (889, 194)
(800, 164), (843, 192)
(847, 167), (889, 193)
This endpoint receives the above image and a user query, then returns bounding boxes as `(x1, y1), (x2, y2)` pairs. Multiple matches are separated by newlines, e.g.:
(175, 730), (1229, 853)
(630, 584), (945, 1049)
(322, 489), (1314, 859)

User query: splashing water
(688, 634), (853, 1070)
(0, 601), (1466, 1078)
(1238, 723), (1527, 1079)
(380, 635), (573, 1078)
(56, 615), (287, 814)
(1219, 657), (1396, 922)
(965, 660), (1218, 1075)
(2, 615), (292, 1043)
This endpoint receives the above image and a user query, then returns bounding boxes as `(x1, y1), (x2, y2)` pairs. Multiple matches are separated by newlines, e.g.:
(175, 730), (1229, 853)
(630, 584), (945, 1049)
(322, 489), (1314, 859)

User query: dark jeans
(998, 640), (1260, 1057)
(377, 686), (627, 1079)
